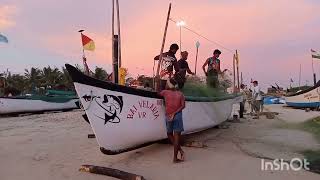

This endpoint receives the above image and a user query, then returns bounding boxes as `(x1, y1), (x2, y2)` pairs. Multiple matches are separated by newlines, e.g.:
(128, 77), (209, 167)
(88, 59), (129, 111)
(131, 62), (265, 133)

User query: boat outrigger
(66, 64), (242, 155)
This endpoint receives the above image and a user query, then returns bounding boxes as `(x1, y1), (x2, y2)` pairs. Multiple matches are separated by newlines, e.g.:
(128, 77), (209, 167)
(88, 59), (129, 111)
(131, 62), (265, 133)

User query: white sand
(266, 104), (319, 123)
(0, 106), (319, 180)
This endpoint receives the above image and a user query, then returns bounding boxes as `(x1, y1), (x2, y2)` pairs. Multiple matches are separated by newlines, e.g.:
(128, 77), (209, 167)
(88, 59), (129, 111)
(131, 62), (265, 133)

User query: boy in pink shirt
(159, 79), (186, 163)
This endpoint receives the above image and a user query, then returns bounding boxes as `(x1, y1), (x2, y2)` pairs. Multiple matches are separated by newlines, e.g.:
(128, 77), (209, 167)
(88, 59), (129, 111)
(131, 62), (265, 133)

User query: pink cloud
(116, 0), (319, 78)
(42, 31), (113, 72)
(11, 0), (319, 89)
(0, 5), (17, 30)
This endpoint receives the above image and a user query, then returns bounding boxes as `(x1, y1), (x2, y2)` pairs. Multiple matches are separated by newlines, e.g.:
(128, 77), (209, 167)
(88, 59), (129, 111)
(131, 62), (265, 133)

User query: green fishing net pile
(181, 77), (228, 97)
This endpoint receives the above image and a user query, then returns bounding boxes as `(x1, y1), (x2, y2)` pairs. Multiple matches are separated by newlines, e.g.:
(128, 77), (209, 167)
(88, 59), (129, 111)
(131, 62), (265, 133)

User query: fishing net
(218, 69), (233, 90)
(182, 71), (233, 97)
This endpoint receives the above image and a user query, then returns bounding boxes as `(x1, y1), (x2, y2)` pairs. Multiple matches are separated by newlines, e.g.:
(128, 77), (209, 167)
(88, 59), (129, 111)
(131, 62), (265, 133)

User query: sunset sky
(0, 0), (320, 90)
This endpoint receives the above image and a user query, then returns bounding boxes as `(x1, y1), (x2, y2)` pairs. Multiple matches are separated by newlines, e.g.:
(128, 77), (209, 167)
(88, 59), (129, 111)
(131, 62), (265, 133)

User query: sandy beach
(0, 105), (319, 180)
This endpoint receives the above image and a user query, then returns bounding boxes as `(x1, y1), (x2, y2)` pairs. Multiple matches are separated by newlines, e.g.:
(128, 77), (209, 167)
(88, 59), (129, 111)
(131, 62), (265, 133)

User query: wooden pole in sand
(299, 64), (302, 88)
(155, 3), (172, 91)
(311, 54), (317, 85)
(233, 54), (236, 93)
(80, 165), (146, 180)
(236, 50), (240, 89)
(116, 0), (122, 68)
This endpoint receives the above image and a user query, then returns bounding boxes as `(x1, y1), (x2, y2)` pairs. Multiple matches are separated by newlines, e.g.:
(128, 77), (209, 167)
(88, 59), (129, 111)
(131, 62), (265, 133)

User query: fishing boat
(65, 64), (242, 155)
(0, 90), (79, 115)
(285, 81), (320, 108)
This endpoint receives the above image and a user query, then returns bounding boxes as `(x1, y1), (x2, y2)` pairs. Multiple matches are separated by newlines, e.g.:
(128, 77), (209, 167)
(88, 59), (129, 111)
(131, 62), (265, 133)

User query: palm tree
(40, 66), (63, 89)
(5, 73), (25, 95)
(60, 67), (74, 90)
(94, 66), (108, 81)
(137, 75), (153, 87)
(24, 67), (41, 93)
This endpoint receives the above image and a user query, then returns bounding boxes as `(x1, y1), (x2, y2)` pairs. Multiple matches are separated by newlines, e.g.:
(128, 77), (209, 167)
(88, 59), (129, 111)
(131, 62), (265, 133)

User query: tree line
(0, 65), (109, 96)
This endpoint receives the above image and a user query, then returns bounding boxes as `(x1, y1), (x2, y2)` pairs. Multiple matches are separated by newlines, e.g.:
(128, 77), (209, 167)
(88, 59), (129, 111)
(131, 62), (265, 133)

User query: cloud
(1, 0), (320, 89)
(0, 5), (17, 30)
(42, 31), (113, 72)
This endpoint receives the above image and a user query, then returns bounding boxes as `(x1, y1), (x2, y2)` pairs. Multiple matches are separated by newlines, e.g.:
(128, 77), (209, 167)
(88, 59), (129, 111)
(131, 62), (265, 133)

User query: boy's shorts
(166, 111), (184, 133)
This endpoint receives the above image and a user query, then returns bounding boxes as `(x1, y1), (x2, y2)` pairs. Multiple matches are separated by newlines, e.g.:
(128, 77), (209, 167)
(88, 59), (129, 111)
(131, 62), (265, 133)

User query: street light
(176, 20), (186, 53)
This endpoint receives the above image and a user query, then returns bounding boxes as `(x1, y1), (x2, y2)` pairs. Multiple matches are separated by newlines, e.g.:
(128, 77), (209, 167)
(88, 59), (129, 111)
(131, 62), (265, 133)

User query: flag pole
(116, 0), (122, 68)
(311, 55), (316, 85)
(78, 30), (86, 58)
(78, 30), (89, 75)
(155, 3), (172, 91)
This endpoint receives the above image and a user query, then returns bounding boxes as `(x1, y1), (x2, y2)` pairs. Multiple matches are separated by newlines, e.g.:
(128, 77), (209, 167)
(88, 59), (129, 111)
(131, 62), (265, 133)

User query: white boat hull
(66, 64), (242, 154)
(76, 83), (241, 154)
(0, 98), (79, 115)
(285, 81), (320, 108)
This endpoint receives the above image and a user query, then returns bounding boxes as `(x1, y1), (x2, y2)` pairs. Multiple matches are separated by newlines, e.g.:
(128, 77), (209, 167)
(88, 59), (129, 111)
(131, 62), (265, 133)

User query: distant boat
(0, 90), (79, 115)
(285, 81), (320, 108)
(263, 96), (285, 105)
(65, 64), (242, 155)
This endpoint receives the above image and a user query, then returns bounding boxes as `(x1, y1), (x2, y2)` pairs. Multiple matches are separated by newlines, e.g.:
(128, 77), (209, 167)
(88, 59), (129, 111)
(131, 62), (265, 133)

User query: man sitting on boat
(159, 78), (185, 163)
(175, 51), (195, 89)
(154, 44), (179, 90)
(202, 49), (222, 88)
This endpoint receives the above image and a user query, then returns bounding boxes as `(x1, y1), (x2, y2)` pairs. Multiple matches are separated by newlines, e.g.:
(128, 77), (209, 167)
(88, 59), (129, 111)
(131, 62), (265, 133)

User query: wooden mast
(116, 0), (122, 68)
(112, 0), (115, 82)
(155, 3), (172, 91)
(111, 0), (120, 84)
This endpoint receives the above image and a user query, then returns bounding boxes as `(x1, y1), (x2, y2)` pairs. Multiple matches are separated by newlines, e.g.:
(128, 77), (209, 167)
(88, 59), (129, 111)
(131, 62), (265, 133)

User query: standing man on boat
(159, 79), (186, 163)
(154, 44), (180, 90)
(202, 49), (222, 88)
(252, 81), (262, 119)
(175, 51), (195, 89)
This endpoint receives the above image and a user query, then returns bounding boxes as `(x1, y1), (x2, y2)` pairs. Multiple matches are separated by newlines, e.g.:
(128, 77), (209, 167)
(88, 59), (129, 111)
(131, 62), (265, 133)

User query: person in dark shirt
(175, 51), (195, 89)
(154, 44), (179, 90)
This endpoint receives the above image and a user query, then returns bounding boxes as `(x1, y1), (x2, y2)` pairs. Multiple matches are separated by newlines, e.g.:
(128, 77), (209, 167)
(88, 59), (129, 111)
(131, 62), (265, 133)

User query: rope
(83, 90), (94, 111)
(169, 18), (235, 53)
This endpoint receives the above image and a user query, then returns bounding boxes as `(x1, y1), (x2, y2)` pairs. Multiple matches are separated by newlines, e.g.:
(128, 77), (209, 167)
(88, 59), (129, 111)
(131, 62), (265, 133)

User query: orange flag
(81, 33), (95, 51)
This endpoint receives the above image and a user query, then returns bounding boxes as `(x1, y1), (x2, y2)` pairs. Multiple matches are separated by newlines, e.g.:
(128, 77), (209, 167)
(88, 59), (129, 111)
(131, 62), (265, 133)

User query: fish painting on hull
(82, 93), (123, 125)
